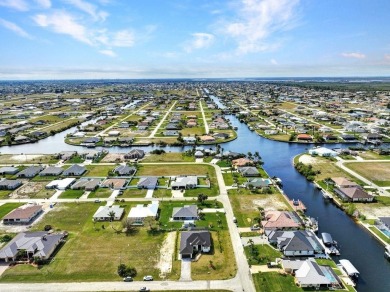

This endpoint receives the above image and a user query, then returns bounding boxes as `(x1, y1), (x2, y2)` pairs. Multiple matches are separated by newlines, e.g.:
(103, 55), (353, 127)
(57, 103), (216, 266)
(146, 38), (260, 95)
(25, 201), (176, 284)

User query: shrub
(117, 264), (137, 277)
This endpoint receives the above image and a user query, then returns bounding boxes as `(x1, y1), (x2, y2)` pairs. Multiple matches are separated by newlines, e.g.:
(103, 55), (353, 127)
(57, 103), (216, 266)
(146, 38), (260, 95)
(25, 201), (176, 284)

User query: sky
(0, 0), (389, 79)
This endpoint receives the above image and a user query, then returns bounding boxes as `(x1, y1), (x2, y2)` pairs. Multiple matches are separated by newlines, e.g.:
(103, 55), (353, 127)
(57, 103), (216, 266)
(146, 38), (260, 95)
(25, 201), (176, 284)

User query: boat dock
(289, 199), (306, 212)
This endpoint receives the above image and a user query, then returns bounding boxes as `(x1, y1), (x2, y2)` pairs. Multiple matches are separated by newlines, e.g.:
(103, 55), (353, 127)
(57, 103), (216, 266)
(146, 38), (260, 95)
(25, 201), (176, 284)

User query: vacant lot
(0, 202), (167, 282)
(11, 182), (55, 199)
(142, 153), (195, 163)
(85, 165), (112, 177)
(229, 192), (290, 227)
(0, 154), (58, 164)
(253, 272), (302, 292)
(344, 162), (390, 186)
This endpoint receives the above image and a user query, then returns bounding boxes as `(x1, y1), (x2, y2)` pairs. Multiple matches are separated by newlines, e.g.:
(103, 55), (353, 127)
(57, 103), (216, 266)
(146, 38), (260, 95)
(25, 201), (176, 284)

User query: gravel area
(156, 231), (176, 277)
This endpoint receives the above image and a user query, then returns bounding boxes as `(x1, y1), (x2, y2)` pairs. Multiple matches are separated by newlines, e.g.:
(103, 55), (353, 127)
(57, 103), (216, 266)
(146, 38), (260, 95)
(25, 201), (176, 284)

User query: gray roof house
(17, 166), (44, 178)
(171, 176), (198, 190)
(93, 205), (124, 221)
(334, 187), (373, 202)
(268, 230), (324, 257)
(63, 164), (86, 176)
(237, 166), (260, 177)
(0, 231), (66, 262)
(39, 166), (63, 176)
(0, 179), (22, 190)
(244, 178), (271, 188)
(124, 149), (145, 160)
(282, 259), (342, 289)
(172, 205), (198, 221)
(137, 177), (158, 189)
(0, 166), (19, 175)
(180, 231), (211, 259)
(114, 165), (136, 176)
(71, 178), (101, 191)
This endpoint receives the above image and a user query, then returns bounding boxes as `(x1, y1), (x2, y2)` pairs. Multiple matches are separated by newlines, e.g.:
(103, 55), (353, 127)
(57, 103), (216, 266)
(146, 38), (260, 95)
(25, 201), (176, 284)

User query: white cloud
(0, 18), (32, 39)
(270, 58), (278, 65)
(33, 11), (93, 45)
(184, 33), (215, 53)
(34, 0), (51, 9)
(341, 52), (366, 59)
(111, 30), (135, 47)
(223, 0), (300, 54)
(99, 49), (116, 57)
(384, 54), (390, 61)
(65, 0), (108, 21)
(0, 0), (28, 11)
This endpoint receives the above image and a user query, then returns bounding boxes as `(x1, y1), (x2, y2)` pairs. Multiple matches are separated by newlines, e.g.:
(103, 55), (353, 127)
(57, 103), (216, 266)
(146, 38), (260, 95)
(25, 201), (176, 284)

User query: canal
(0, 96), (389, 291)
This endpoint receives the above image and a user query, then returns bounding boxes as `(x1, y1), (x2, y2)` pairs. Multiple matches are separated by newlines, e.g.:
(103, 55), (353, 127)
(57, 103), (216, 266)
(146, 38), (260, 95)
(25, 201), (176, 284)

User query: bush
(117, 264), (137, 277)
(0, 234), (13, 243)
(44, 225), (52, 231)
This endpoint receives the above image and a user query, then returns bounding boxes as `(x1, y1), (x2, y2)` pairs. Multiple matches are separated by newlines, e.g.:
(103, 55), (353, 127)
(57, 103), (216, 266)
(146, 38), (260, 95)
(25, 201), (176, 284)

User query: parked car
(123, 276), (133, 282)
(143, 275), (153, 281)
(94, 199), (101, 203)
(139, 287), (150, 292)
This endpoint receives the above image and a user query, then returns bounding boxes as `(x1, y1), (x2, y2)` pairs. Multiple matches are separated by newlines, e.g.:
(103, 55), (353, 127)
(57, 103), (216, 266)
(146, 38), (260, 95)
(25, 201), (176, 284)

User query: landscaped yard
(253, 272), (302, 292)
(85, 165), (113, 177)
(0, 203), (24, 219)
(88, 188), (112, 198)
(120, 188), (147, 198)
(344, 162), (390, 186)
(0, 202), (169, 282)
(191, 230), (237, 280)
(244, 244), (282, 265)
(59, 189), (85, 199)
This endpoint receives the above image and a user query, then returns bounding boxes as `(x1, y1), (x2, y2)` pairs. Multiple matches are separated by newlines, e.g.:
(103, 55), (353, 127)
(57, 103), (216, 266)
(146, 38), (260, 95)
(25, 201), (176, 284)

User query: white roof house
(46, 178), (76, 190)
(93, 205), (124, 221)
(308, 147), (338, 157)
(127, 201), (159, 225)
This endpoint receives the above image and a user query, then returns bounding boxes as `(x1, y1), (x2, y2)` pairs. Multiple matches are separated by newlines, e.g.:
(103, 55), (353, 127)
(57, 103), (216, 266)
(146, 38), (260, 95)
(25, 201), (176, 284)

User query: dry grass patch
(11, 182), (55, 199)
(143, 153), (195, 163)
(344, 162), (390, 186)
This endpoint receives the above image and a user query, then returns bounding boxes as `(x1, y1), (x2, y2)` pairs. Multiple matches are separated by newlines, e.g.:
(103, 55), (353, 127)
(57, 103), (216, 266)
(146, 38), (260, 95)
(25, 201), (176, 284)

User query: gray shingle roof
(172, 205), (198, 219)
(180, 231), (211, 255)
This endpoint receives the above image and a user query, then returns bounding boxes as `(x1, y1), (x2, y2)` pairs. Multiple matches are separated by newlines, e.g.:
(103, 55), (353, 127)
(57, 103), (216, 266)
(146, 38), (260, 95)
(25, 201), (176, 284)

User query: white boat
(385, 245), (390, 259)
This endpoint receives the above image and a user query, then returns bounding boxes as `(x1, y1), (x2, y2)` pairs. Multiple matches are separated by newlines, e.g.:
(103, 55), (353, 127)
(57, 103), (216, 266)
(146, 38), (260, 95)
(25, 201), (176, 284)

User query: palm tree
(108, 211), (116, 222)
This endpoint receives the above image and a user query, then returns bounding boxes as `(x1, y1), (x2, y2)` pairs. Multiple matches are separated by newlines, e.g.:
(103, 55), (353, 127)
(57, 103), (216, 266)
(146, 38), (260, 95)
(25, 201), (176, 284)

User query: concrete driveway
(0, 263), (9, 276)
(179, 258), (192, 281)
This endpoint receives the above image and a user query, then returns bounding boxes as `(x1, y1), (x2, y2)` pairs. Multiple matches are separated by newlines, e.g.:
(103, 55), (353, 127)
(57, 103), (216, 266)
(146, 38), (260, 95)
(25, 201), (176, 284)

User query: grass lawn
(369, 226), (390, 244)
(358, 151), (390, 160)
(153, 188), (172, 198)
(59, 189), (84, 199)
(88, 188), (112, 198)
(253, 272), (302, 292)
(120, 188), (147, 198)
(344, 162), (390, 187)
(191, 230), (237, 280)
(85, 165), (113, 177)
(244, 244), (282, 265)
(0, 190), (12, 199)
(66, 156), (85, 163)
(143, 153), (195, 163)
(0, 203), (24, 219)
(216, 160), (232, 168)
(305, 156), (360, 181)
(0, 202), (167, 282)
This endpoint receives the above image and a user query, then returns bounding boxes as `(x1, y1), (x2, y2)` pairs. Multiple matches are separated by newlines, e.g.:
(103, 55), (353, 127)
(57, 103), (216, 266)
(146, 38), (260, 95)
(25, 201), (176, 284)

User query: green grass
(153, 188), (172, 198)
(0, 203), (24, 219)
(88, 188), (112, 198)
(0, 202), (167, 282)
(369, 226), (390, 244)
(85, 165), (112, 177)
(142, 152), (195, 162)
(59, 189), (85, 199)
(253, 272), (302, 292)
(244, 244), (282, 265)
(216, 160), (232, 167)
(0, 190), (12, 199)
(66, 156), (85, 163)
(120, 189), (147, 198)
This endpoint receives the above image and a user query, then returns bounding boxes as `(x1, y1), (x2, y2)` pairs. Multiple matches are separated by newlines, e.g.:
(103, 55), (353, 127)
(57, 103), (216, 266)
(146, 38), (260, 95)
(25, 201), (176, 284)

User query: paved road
(148, 101), (177, 138)
(199, 100), (209, 134)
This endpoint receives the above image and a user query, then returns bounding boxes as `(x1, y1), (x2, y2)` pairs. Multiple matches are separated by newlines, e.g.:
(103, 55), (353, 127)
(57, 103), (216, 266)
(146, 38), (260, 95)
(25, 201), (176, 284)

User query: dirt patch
(156, 231), (176, 277)
(357, 205), (390, 219)
(252, 197), (288, 211)
(10, 182), (48, 199)
(345, 162), (390, 183)
(100, 153), (125, 163)
(299, 154), (319, 165)
(11, 154), (44, 162)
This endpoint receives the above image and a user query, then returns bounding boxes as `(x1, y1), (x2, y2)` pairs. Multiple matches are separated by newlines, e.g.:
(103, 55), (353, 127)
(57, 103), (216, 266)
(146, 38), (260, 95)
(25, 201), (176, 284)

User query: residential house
(180, 231), (211, 259)
(213, 133), (229, 140)
(330, 177), (358, 188)
(62, 164), (86, 176)
(58, 151), (77, 161)
(71, 178), (100, 191)
(172, 205), (198, 221)
(137, 177), (158, 189)
(101, 178), (127, 190)
(267, 230), (324, 257)
(93, 205), (124, 221)
(46, 178), (76, 190)
(334, 187), (373, 202)
(124, 149), (145, 160)
(171, 176), (198, 190)
(282, 259), (342, 289)
(237, 166), (259, 177)
(39, 166), (63, 176)
(297, 134), (313, 141)
(113, 165), (136, 176)
(308, 147), (338, 157)
(232, 158), (253, 168)
(2, 205), (42, 225)
(127, 201), (159, 225)
(244, 178), (272, 189)
(199, 135), (215, 143)
(17, 166), (44, 178)
(0, 179), (22, 190)
(262, 211), (302, 233)
(194, 151), (204, 158)
(183, 137), (196, 144)
(0, 231), (66, 263)
(0, 166), (19, 175)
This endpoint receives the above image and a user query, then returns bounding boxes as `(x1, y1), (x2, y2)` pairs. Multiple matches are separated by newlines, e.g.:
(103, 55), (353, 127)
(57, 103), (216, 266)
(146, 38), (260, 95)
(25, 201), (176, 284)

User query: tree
(197, 193), (208, 205)
(108, 211), (116, 222)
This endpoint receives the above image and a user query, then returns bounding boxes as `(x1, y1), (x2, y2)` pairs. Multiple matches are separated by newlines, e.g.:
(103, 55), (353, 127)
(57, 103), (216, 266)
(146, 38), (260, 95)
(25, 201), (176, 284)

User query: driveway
(0, 263), (9, 276)
(145, 189), (154, 199)
(180, 258), (192, 281)
(171, 190), (183, 198)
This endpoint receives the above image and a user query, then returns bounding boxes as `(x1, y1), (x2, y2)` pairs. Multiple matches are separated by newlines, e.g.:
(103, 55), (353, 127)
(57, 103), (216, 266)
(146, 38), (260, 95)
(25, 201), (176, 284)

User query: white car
(143, 275), (153, 281)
